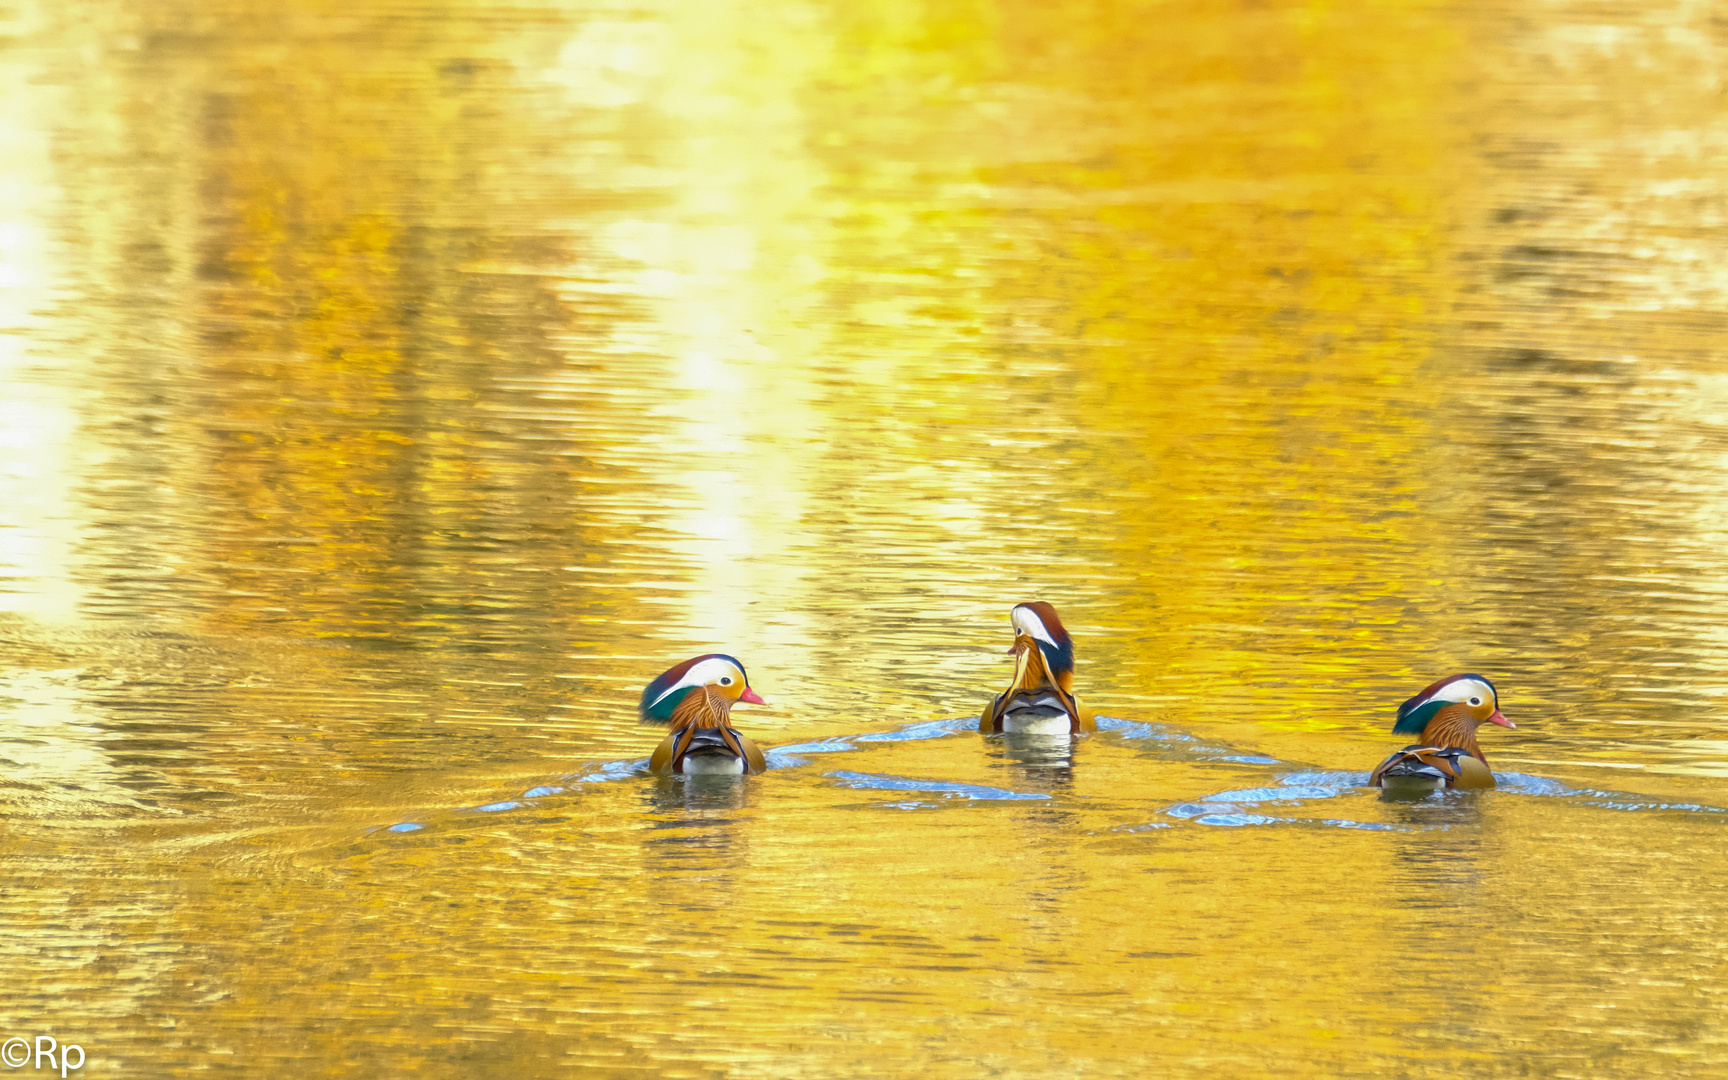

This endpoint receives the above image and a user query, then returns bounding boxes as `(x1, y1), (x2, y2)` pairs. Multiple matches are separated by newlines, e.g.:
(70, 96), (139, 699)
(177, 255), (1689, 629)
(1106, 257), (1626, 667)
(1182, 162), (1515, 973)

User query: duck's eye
(1469, 697), (1482, 706)
(720, 677), (733, 686)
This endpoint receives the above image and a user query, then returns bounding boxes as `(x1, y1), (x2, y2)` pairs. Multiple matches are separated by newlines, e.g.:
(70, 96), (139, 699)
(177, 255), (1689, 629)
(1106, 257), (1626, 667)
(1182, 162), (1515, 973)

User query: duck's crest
(639, 653), (747, 724)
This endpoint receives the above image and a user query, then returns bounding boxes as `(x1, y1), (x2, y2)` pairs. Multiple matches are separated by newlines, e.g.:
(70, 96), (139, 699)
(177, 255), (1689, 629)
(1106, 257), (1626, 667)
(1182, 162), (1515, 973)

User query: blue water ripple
(857, 718), (974, 743)
(769, 739), (858, 755)
(765, 718), (979, 768)
(1097, 717), (1280, 764)
(1277, 770), (1370, 790)
(1494, 772), (1574, 796)
(1193, 812), (1288, 827)
(1199, 785), (1341, 804)
(1147, 808), (1403, 832)
(1582, 797), (1728, 813)
(1248, 769), (1728, 817)
(574, 760), (647, 783)
(826, 770), (1050, 801)
(1489, 773), (1728, 814)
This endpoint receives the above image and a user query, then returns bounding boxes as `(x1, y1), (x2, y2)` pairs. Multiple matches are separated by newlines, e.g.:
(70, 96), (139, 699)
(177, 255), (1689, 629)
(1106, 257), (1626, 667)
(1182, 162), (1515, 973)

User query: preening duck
(640, 654), (768, 776)
(1370, 673), (1515, 794)
(979, 602), (1096, 735)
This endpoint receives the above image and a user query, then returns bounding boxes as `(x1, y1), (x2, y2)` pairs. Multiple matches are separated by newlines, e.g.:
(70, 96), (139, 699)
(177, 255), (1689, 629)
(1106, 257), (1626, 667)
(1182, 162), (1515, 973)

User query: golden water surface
(3, 0), (1727, 1075)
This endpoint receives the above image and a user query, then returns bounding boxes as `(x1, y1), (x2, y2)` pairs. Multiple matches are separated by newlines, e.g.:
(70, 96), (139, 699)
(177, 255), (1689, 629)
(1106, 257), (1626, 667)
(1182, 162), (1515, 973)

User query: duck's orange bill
(739, 687), (767, 705)
(1487, 710), (1515, 728)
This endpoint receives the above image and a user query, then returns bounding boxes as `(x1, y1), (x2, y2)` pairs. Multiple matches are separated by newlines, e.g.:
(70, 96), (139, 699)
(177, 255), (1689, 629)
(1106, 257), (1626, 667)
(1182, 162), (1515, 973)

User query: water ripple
(1097, 717), (1281, 764)
(373, 727), (1728, 839)
(768, 718), (973, 767)
(1500, 773), (1728, 815)
(1153, 769), (1728, 828)
(825, 770), (1050, 802)
(1161, 803), (1404, 831)
(1193, 785), (1341, 804)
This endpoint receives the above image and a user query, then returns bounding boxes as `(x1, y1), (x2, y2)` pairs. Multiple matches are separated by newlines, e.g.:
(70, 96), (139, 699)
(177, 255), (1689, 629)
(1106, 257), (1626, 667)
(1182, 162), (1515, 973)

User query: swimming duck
(979, 602), (1096, 735)
(640, 654), (768, 776)
(1370, 673), (1514, 794)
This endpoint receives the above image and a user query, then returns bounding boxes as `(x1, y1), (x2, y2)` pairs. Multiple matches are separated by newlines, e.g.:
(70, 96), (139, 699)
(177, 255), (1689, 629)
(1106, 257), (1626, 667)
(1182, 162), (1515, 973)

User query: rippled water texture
(3, 0), (1727, 1075)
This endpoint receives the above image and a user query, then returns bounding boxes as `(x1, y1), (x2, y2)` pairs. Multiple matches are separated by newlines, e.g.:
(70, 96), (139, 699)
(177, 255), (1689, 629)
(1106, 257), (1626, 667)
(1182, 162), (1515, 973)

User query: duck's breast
(1378, 773), (1445, 798)
(681, 754), (746, 776)
(1002, 714), (1072, 736)
(1451, 754), (1496, 789)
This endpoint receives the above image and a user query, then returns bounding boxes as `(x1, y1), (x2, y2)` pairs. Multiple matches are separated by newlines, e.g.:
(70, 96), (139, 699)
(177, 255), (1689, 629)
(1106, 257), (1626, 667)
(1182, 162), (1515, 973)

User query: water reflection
(986, 731), (1079, 788)
(644, 773), (754, 817)
(1380, 794), (1488, 834)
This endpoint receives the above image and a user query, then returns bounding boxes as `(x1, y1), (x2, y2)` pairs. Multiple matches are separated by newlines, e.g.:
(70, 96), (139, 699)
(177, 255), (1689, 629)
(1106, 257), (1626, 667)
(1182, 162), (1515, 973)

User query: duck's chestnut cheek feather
(1488, 710), (1514, 728)
(739, 687), (767, 705)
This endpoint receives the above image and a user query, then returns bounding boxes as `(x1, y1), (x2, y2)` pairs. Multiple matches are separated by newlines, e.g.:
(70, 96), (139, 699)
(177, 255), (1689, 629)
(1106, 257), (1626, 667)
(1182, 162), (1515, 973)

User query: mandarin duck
(640, 654), (768, 776)
(1370, 673), (1515, 794)
(978, 602), (1096, 735)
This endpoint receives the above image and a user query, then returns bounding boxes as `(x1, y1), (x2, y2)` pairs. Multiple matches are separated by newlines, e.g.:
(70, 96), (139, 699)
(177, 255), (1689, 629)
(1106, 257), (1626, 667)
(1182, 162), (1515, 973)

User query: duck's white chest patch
(1380, 774), (1444, 796)
(681, 755), (745, 775)
(1002, 714), (1072, 736)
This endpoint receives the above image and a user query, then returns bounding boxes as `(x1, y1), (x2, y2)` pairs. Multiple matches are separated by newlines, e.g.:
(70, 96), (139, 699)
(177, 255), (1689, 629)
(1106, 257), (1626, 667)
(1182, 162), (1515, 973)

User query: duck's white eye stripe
(1438, 679), (1493, 706)
(649, 658), (743, 708)
(1011, 607), (1058, 647)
